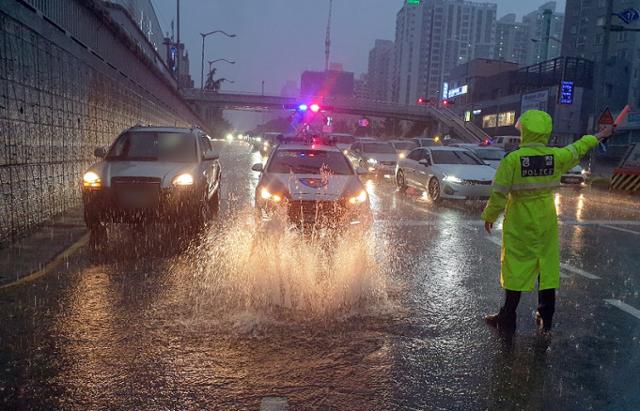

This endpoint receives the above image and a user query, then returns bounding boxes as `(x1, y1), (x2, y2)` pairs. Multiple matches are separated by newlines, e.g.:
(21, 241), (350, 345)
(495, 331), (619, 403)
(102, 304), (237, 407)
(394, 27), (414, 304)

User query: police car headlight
(173, 173), (194, 186)
(367, 158), (378, 165)
(348, 190), (368, 205)
(443, 175), (463, 184)
(83, 171), (101, 188)
(260, 187), (282, 203)
(399, 152), (406, 159)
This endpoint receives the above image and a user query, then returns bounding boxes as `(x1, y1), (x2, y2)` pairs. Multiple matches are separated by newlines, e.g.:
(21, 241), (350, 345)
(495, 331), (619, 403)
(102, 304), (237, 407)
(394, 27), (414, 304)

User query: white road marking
(600, 224), (640, 236)
(561, 219), (640, 226)
(559, 263), (601, 280)
(260, 397), (288, 411)
(604, 299), (640, 320)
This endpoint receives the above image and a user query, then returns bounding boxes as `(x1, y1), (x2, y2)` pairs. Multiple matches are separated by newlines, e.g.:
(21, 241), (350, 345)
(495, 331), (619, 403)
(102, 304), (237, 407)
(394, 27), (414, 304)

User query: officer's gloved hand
(596, 125), (615, 141)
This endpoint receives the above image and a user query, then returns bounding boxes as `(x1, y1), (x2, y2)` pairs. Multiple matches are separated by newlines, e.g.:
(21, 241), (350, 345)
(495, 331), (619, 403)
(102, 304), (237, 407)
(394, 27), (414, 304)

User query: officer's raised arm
(555, 125), (613, 173)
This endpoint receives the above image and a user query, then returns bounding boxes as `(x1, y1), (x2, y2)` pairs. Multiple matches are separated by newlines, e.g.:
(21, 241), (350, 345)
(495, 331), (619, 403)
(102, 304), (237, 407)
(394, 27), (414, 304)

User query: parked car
(389, 139), (419, 159)
(347, 141), (398, 175)
(411, 137), (442, 148)
(82, 126), (221, 244)
(451, 143), (506, 169)
(396, 146), (495, 202)
(561, 164), (588, 185)
(492, 135), (521, 152)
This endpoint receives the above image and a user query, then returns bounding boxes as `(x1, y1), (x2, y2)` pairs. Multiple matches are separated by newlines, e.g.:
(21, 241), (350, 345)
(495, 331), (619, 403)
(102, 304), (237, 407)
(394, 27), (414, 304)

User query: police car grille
(288, 201), (345, 222)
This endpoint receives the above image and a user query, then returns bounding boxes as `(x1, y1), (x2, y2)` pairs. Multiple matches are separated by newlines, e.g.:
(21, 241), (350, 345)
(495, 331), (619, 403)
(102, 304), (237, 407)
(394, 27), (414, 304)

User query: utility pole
(176, 0), (180, 89)
(325, 0), (333, 71)
(594, 0), (614, 121)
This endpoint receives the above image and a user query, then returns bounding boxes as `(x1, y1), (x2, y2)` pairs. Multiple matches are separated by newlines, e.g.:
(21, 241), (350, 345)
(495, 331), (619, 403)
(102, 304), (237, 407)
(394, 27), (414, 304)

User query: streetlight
(207, 58), (235, 74)
(200, 30), (237, 90)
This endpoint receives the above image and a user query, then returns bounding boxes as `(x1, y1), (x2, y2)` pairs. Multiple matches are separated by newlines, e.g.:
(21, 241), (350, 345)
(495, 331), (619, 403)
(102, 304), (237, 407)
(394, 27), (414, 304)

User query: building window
(497, 111), (516, 127)
(483, 114), (497, 128)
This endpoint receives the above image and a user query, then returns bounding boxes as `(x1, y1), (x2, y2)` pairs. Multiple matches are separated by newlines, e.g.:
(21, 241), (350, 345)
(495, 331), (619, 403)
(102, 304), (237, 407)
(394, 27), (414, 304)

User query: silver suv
(82, 126), (221, 243)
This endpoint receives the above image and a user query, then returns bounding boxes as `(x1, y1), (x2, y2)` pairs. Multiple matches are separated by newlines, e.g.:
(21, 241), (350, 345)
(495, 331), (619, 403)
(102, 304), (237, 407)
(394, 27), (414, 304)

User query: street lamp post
(200, 30), (237, 90)
(207, 58), (236, 74)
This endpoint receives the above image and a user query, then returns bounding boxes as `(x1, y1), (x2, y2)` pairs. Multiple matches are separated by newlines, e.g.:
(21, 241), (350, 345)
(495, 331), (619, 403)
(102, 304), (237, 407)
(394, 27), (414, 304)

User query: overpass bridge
(181, 89), (489, 143)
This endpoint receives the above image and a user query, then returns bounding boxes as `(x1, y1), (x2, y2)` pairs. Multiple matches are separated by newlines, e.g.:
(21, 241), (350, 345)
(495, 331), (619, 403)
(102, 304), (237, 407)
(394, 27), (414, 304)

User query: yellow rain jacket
(481, 110), (598, 291)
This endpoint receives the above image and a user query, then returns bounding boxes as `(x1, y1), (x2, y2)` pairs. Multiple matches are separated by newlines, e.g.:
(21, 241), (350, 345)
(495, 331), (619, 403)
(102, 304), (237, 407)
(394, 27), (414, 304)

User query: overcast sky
(152, 1), (566, 95)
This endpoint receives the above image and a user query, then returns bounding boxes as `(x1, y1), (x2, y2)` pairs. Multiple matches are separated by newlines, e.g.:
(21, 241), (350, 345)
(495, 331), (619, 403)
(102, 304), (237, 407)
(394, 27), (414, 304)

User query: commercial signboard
(521, 89), (549, 113)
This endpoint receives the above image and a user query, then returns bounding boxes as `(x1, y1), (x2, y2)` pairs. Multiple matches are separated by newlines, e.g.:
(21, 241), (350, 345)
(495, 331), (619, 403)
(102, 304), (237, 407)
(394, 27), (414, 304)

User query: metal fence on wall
(0, 4), (197, 245)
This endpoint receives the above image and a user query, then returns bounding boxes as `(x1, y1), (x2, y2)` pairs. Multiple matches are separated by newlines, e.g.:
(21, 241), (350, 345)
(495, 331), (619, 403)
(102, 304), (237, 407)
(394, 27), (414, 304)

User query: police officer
(482, 109), (614, 333)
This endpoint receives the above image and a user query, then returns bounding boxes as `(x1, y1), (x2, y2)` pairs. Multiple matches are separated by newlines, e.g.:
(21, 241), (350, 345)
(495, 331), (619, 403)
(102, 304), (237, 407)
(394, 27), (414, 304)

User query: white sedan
(395, 147), (495, 202)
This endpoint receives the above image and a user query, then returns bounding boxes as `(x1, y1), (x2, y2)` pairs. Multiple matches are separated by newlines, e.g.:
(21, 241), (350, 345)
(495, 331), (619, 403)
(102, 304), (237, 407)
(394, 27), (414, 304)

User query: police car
(251, 141), (371, 229)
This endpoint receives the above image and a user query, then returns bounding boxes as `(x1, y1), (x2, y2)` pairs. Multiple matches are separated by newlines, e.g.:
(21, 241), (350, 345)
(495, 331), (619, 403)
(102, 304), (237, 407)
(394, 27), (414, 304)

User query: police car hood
(520, 109), (552, 145)
(434, 164), (495, 182)
(262, 173), (361, 201)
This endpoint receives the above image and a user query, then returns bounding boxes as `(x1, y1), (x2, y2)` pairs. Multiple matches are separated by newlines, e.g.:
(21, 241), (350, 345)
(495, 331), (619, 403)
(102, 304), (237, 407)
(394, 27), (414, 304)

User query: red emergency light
(310, 103), (320, 113)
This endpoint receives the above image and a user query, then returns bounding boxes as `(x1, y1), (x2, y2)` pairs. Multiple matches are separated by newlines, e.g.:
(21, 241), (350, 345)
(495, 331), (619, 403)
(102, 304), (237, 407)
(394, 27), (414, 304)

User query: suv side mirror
(251, 163), (264, 172)
(418, 159), (431, 167)
(356, 167), (368, 175)
(203, 150), (219, 161)
(94, 146), (107, 158)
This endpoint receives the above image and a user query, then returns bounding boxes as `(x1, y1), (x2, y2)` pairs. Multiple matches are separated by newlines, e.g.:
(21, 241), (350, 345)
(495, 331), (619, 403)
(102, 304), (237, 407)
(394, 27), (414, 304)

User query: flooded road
(1, 142), (640, 410)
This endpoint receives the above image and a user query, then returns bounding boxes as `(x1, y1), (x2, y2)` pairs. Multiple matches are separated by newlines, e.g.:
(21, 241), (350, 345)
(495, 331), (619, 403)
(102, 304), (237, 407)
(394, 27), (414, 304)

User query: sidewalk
(0, 207), (87, 288)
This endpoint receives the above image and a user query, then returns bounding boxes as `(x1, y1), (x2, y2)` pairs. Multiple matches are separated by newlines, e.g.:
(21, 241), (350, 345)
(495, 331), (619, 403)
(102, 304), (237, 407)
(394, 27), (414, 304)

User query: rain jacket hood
(519, 110), (552, 145)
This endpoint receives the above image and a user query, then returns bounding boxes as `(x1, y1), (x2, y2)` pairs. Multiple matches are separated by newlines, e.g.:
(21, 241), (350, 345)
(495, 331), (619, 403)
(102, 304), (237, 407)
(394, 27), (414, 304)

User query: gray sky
(152, 1), (566, 95)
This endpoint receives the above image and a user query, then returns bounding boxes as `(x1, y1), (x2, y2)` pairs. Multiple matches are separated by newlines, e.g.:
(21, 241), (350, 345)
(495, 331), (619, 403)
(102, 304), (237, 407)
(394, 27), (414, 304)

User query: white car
(396, 146), (495, 202)
(411, 137), (442, 148)
(561, 164), (588, 185)
(347, 141), (399, 175)
(82, 126), (221, 242)
(328, 133), (355, 151)
(251, 143), (371, 228)
(452, 144), (506, 169)
(389, 139), (419, 159)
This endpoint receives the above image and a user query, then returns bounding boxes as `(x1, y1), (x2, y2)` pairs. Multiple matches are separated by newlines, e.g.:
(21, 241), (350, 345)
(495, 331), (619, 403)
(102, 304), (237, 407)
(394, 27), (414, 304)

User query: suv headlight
(83, 171), (101, 188)
(260, 187), (282, 203)
(173, 173), (194, 186)
(443, 175), (463, 184)
(367, 158), (378, 165)
(348, 190), (368, 205)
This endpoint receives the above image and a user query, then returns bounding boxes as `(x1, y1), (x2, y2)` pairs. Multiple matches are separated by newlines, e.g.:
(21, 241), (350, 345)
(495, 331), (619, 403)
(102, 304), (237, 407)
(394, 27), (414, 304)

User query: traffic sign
(614, 8), (640, 24)
(598, 107), (615, 125)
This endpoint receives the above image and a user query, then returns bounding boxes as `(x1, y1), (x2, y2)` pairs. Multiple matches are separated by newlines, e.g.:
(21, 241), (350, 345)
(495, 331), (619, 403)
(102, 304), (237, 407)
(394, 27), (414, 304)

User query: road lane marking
(600, 224), (640, 236)
(260, 397), (288, 411)
(0, 233), (89, 291)
(604, 299), (640, 320)
(559, 263), (601, 280)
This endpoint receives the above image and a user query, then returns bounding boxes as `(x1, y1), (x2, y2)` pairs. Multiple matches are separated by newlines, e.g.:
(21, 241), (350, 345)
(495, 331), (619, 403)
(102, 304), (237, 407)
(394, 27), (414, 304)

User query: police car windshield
(106, 132), (196, 162)
(363, 143), (396, 154)
(392, 141), (418, 150)
(268, 150), (353, 175)
(431, 150), (484, 165)
(473, 148), (505, 161)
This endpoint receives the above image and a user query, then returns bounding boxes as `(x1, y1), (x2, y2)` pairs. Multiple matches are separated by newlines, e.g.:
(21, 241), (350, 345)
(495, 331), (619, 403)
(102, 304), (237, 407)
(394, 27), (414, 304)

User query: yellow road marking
(0, 233), (89, 291)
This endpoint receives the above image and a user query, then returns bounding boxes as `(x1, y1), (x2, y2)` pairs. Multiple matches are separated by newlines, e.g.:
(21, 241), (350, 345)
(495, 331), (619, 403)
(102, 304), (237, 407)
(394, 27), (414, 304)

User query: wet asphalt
(1, 142), (639, 410)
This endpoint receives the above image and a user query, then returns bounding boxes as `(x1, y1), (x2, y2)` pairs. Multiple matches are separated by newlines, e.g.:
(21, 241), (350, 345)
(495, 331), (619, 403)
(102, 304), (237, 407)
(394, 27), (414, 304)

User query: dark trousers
(500, 288), (556, 328)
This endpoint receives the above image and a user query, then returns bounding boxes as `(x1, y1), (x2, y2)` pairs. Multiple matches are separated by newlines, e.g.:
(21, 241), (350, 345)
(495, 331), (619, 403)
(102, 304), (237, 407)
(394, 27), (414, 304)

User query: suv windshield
(473, 148), (505, 161)
(431, 150), (484, 165)
(107, 131), (196, 162)
(362, 143), (396, 154)
(268, 149), (353, 175)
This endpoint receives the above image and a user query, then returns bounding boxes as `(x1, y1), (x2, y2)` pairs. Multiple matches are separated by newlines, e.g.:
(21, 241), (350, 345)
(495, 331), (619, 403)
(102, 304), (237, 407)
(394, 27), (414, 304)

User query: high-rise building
(522, 2), (564, 65)
(367, 39), (394, 101)
(495, 14), (528, 65)
(494, 2), (564, 67)
(392, 0), (497, 105)
(562, 0), (637, 113)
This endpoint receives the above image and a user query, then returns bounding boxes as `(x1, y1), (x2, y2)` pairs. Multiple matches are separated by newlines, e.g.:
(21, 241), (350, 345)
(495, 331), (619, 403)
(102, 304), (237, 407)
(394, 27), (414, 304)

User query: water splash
(180, 208), (391, 331)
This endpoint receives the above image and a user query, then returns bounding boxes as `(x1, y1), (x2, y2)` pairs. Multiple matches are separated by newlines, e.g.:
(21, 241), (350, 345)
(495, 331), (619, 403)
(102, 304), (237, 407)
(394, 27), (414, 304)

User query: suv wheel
(428, 177), (441, 203)
(397, 169), (407, 193)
